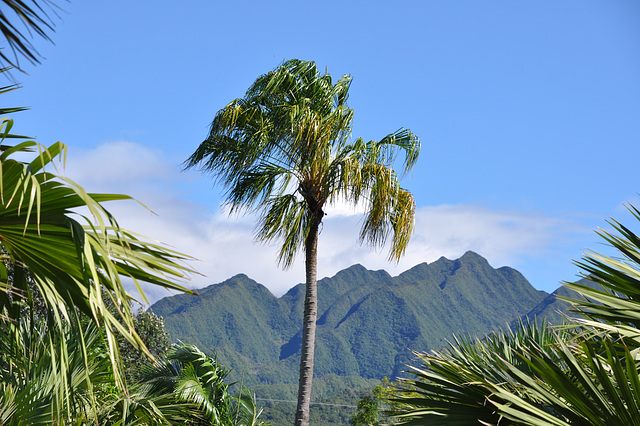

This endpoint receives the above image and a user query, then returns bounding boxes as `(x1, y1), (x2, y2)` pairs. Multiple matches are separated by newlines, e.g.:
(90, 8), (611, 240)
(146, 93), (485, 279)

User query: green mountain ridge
(151, 251), (553, 385)
(522, 277), (603, 325)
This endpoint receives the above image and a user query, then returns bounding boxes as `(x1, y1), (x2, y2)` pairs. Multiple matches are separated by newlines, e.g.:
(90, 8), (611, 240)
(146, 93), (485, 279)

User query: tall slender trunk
(294, 211), (322, 426)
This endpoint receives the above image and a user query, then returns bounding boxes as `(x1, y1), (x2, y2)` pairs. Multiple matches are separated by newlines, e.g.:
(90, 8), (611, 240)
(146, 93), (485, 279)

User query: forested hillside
(522, 277), (602, 324)
(151, 251), (550, 384)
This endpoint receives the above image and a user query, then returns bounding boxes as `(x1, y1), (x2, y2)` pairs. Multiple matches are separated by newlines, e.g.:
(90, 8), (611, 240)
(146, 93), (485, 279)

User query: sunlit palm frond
(130, 343), (265, 425)
(0, 309), (112, 425)
(392, 320), (568, 425)
(0, 120), (198, 399)
(559, 203), (640, 346)
(256, 193), (308, 269)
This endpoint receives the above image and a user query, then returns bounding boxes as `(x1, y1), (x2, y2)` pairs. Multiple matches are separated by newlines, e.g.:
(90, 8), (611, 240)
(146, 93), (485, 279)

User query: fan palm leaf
(132, 343), (264, 425)
(0, 117), (198, 423)
(393, 320), (569, 425)
(396, 203), (640, 425)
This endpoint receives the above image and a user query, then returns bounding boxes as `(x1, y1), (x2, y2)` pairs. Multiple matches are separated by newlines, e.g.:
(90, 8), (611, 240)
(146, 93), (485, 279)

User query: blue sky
(4, 1), (640, 302)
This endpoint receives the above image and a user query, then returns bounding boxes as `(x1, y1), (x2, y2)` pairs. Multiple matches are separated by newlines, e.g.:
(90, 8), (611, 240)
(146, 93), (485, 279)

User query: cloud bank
(65, 141), (588, 304)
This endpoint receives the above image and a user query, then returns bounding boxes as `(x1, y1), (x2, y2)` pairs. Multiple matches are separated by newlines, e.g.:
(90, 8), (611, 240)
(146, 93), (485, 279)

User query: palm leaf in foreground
(133, 343), (265, 425)
(561, 204), (640, 346)
(395, 203), (640, 425)
(0, 119), (197, 399)
(393, 320), (568, 425)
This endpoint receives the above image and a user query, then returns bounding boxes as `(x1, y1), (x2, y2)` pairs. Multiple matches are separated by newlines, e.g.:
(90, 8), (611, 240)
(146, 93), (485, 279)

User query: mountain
(151, 251), (549, 385)
(523, 277), (606, 325)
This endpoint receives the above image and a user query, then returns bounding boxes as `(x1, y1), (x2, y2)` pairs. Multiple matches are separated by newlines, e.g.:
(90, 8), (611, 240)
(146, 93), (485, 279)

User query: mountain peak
(426, 251), (487, 269)
(333, 263), (368, 275)
(449, 251), (495, 270)
(460, 250), (485, 261)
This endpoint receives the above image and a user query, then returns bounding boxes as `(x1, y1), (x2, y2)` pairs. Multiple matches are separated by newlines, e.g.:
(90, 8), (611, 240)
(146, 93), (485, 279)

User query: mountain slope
(523, 277), (605, 325)
(151, 251), (548, 384)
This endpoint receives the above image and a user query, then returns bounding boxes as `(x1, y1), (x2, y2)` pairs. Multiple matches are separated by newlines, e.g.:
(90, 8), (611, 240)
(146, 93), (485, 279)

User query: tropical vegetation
(0, 67), (264, 426)
(392, 204), (640, 425)
(0, 100), (276, 424)
(185, 59), (420, 425)
(4, 4), (639, 425)
(0, 3), (270, 423)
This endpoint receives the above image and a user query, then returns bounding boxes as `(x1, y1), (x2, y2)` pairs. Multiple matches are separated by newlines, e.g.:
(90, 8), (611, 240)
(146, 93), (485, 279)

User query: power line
(254, 397), (357, 409)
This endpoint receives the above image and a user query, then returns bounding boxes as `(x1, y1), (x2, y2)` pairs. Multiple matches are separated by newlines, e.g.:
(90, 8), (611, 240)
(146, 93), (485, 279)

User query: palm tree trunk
(295, 211), (322, 426)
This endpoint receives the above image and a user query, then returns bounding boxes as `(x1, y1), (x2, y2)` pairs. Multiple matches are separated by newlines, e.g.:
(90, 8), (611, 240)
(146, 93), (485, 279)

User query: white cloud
(313, 204), (582, 286)
(64, 141), (175, 187)
(62, 141), (588, 304)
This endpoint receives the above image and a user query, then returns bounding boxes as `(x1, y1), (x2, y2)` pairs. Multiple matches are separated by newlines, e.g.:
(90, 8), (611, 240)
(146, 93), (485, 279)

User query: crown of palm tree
(185, 59), (420, 268)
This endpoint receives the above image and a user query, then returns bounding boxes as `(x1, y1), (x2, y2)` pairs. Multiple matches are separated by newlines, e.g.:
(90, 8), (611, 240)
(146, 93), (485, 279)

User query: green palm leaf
(392, 320), (567, 425)
(559, 204), (640, 347)
(0, 117), (198, 424)
(0, 306), (114, 425)
(132, 343), (265, 425)
(396, 203), (640, 425)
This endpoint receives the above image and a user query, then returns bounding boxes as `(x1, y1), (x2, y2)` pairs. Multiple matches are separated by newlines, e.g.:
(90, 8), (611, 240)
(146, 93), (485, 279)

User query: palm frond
(0, 308), (112, 424)
(0, 0), (63, 73)
(185, 60), (420, 267)
(396, 203), (640, 425)
(133, 343), (259, 425)
(558, 203), (640, 346)
(392, 320), (568, 425)
(0, 120), (198, 405)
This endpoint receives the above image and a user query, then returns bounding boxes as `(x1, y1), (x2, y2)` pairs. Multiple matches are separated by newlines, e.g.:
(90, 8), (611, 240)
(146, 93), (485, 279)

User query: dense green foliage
(0, 275), (268, 425)
(128, 343), (265, 426)
(0, 310), (111, 423)
(350, 387), (382, 426)
(392, 204), (640, 425)
(119, 307), (172, 381)
(0, 74), (264, 423)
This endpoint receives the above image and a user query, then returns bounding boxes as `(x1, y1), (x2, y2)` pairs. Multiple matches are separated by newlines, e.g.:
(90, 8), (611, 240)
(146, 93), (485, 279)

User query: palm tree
(125, 343), (265, 426)
(185, 59), (420, 425)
